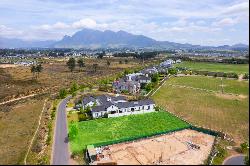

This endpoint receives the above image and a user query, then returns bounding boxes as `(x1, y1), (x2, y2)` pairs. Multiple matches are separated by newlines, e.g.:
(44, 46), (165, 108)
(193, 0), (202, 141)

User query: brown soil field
(94, 129), (215, 165)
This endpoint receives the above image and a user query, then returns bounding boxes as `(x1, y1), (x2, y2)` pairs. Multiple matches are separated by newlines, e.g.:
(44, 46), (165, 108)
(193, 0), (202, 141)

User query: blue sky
(0, 0), (249, 46)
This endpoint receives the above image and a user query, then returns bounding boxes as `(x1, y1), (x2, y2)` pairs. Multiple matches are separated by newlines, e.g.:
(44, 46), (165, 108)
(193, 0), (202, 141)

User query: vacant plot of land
(94, 129), (215, 165)
(175, 61), (249, 74)
(152, 76), (249, 143)
(69, 111), (190, 153)
(0, 99), (45, 165)
(167, 76), (249, 95)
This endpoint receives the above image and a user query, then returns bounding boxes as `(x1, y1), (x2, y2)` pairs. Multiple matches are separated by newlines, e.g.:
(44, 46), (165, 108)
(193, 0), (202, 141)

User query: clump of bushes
(243, 73), (249, 80)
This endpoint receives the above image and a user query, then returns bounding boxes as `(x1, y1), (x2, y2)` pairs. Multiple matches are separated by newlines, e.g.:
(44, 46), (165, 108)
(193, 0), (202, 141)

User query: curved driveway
(52, 96), (71, 165)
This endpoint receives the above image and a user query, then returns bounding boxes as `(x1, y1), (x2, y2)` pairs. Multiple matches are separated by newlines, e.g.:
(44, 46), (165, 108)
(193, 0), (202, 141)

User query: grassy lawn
(167, 76), (249, 95)
(152, 76), (249, 144)
(68, 111), (190, 153)
(174, 61), (249, 74)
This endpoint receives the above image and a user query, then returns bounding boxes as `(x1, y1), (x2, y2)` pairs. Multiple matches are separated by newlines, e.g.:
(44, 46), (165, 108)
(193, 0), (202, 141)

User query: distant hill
(0, 28), (248, 50)
(0, 37), (55, 48)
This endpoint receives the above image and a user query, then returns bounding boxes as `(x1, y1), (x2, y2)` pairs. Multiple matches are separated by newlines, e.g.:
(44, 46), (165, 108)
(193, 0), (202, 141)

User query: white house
(82, 94), (155, 118)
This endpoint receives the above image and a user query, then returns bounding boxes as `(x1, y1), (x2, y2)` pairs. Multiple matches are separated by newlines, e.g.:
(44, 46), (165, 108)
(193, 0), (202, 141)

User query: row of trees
(66, 58), (85, 72)
(67, 57), (113, 72)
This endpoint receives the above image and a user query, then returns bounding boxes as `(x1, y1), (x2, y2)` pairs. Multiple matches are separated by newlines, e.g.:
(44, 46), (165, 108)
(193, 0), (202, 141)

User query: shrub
(168, 68), (178, 75)
(103, 113), (108, 118)
(223, 73), (228, 77)
(51, 111), (55, 119)
(240, 142), (249, 154)
(59, 88), (67, 99)
(245, 154), (249, 165)
(243, 73), (249, 79)
(69, 124), (78, 141)
(216, 145), (227, 158)
(78, 113), (88, 122)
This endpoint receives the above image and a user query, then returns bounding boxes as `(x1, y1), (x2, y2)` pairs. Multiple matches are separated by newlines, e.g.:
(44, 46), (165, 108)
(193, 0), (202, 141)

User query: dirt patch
(92, 129), (215, 165)
(215, 93), (247, 100)
(0, 64), (21, 68)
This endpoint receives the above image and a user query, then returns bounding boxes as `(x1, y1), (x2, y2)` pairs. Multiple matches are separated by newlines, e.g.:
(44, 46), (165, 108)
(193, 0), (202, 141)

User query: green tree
(70, 82), (78, 94)
(36, 63), (43, 78)
(93, 63), (98, 72)
(67, 57), (76, 72)
(240, 142), (249, 153)
(68, 124), (78, 141)
(145, 83), (153, 92)
(77, 58), (85, 71)
(31, 65), (37, 79)
(151, 73), (159, 83)
(59, 88), (67, 99)
(168, 68), (178, 75)
(107, 60), (111, 67)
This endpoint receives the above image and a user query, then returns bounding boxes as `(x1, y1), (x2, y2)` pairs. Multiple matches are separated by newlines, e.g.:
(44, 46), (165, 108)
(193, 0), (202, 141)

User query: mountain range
(0, 28), (248, 50)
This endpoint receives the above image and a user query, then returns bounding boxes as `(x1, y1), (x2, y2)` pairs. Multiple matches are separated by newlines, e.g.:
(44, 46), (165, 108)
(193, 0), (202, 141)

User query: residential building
(82, 94), (155, 118)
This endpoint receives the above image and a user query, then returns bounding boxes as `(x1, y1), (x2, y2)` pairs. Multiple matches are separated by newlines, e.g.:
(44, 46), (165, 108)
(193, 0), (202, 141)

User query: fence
(91, 126), (191, 148)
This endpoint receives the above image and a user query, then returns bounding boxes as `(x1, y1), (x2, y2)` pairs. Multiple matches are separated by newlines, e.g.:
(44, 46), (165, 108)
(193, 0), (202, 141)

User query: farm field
(174, 61), (249, 74)
(152, 76), (249, 144)
(68, 111), (190, 153)
(0, 98), (45, 165)
(167, 76), (249, 95)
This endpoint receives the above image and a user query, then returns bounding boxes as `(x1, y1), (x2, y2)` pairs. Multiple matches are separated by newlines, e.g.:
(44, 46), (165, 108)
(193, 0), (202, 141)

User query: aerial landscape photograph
(0, 0), (249, 165)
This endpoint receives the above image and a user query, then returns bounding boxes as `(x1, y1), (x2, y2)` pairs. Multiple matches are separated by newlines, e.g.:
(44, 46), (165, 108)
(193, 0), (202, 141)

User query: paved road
(223, 155), (245, 165)
(52, 96), (71, 165)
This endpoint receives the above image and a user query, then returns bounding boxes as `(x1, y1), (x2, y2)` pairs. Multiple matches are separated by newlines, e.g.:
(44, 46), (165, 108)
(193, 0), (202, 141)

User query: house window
(131, 108), (134, 112)
(111, 111), (116, 114)
(142, 106), (144, 109)
(119, 110), (123, 113)
(95, 113), (99, 117)
(147, 106), (150, 110)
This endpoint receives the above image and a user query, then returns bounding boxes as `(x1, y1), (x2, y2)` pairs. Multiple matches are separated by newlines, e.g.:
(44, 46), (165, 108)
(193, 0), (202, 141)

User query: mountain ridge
(0, 28), (248, 50)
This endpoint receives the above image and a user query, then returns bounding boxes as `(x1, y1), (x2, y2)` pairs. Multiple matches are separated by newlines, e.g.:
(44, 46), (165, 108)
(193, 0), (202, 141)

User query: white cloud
(72, 18), (97, 29)
(221, 1), (249, 16)
(0, 25), (23, 38)
(212, 18), (238, 27)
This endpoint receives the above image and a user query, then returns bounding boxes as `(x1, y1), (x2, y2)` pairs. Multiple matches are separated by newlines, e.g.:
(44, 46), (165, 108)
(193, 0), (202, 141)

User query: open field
(174, 61), (249, 74)
(68, 111), (190, 153)
(152, 76), (249, 143)
(167, 76), (249, 95)
(0, 57), (161, 103)
(0, 98), (46, 165)
(94, 129), (215, 165)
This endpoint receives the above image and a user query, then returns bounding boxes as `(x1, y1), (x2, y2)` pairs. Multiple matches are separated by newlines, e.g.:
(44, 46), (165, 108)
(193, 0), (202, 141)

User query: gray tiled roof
(82, 96), (96, 105)
(91, 105), (106, 112)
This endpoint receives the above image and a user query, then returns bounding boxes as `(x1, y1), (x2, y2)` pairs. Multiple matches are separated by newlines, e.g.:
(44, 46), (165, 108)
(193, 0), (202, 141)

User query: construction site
(87, 129), (215, 165)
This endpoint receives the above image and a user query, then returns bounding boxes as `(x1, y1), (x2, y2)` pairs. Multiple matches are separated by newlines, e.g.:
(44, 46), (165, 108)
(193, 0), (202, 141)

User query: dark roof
(138, 75), (151, 81)
(82, 96), (96, 105)
(111, 95), (126, 101)
(91, 105), (106, 112)
(116, 99), (155, 108)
